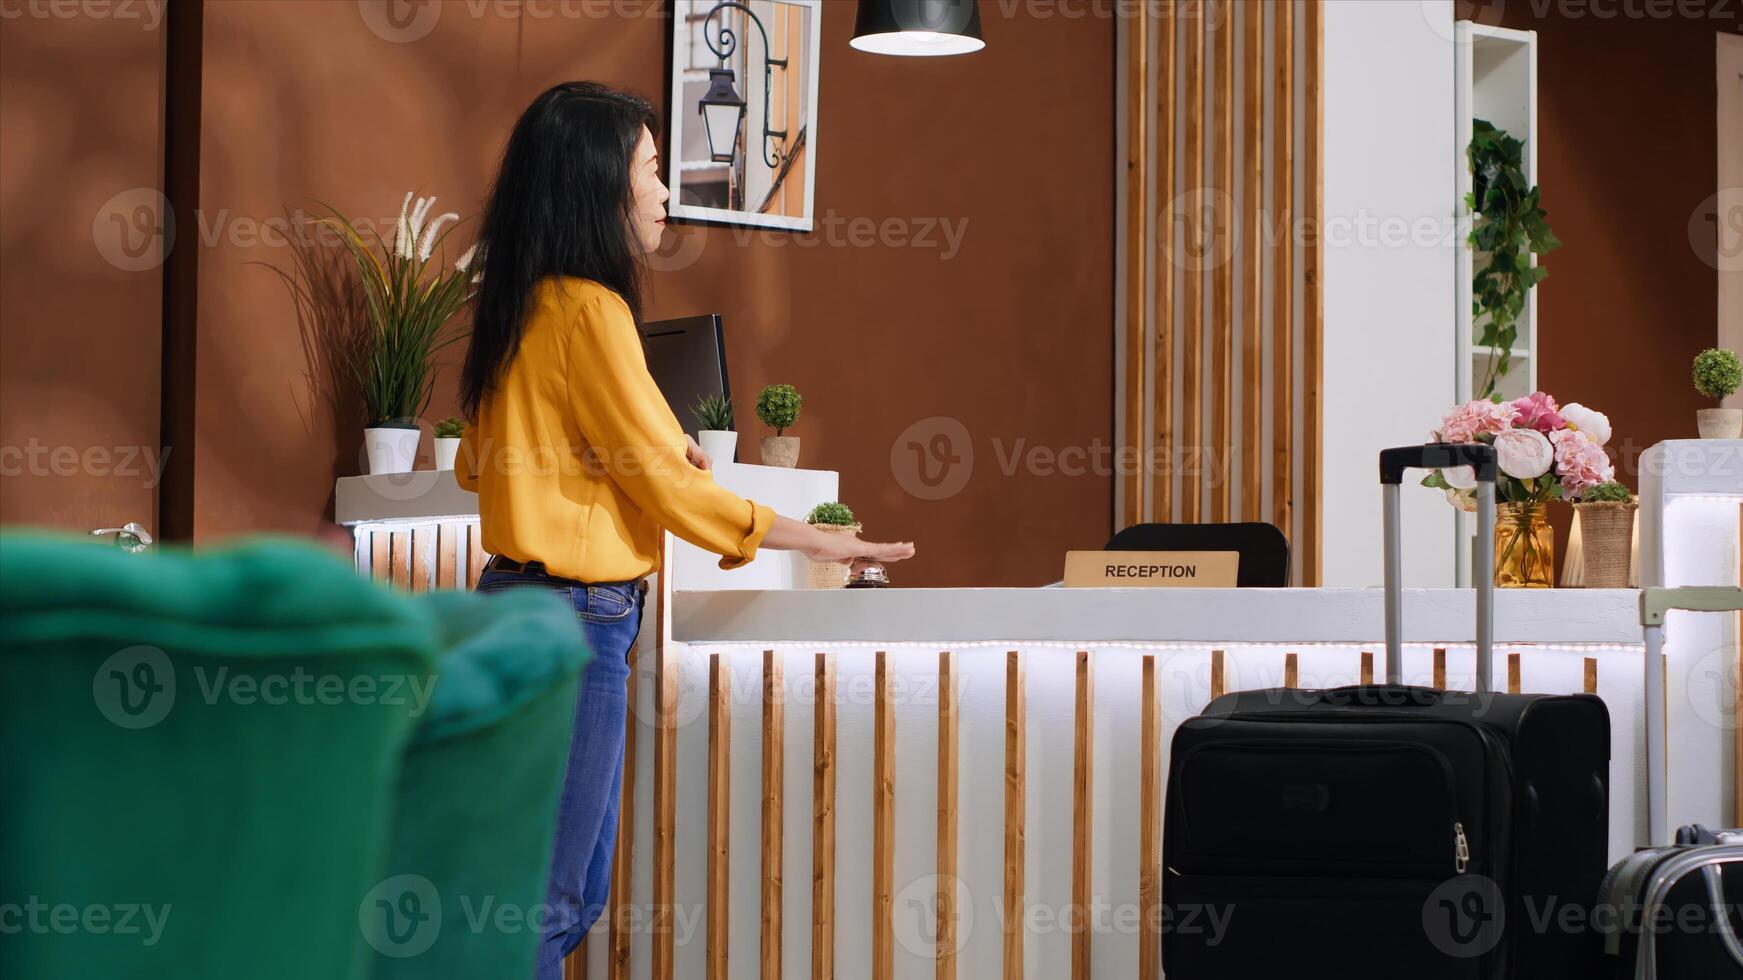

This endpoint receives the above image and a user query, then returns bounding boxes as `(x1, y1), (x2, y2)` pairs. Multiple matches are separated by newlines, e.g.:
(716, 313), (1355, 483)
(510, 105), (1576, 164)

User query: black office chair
(1101, 522), (1290, 587)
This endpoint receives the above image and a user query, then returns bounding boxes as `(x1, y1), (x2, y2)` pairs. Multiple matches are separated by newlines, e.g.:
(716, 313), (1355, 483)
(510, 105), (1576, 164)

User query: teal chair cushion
(0, 533), (439, 980)
(367, 588), (590, 979)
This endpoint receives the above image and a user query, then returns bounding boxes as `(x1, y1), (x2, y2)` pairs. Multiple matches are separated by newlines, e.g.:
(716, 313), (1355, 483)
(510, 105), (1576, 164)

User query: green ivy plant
(756, 384), (802, 435)
(805, 501), (857, 526)
(1580, 480), (1633, 504)
(691, 393), (735, 432)
(434, 416), (465, 439)
(1468, 119), (1560, 400)
(1693, 348), (1742, 402)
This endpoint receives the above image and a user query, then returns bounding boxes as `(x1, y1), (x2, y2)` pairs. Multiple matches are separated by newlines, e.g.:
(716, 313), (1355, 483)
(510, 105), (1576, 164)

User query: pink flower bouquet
(1422, 391), (1615, 506)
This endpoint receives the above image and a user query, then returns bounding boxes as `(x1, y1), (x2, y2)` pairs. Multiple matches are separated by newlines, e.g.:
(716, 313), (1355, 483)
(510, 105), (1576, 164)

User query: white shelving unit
(1453, 21), (1539, 586)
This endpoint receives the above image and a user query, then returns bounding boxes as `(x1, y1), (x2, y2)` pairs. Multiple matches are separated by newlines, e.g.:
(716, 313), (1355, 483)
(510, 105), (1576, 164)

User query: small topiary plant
(1693, 348), (1742, 402)
(756, 384), (803, 435)
(434, 416), (465, 439)
(691, 393), (734, 432)
(1580, 480), (1633, 503)
(805, 501), (857, 527)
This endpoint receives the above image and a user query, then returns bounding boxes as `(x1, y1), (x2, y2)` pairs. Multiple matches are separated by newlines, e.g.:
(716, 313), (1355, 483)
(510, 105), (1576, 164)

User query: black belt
(486, 555), (648, 593)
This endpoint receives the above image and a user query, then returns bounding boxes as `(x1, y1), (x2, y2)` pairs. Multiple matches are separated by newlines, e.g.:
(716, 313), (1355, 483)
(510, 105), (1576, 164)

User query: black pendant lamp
(850, 0), (985, 57)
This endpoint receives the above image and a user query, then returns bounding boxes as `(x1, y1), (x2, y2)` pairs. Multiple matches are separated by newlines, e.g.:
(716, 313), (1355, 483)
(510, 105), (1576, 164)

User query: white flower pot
(364, 425), (421, 475)
(697, 430), (738, 466)
(1696, 408), (1743, 440)
(433, 436), (461, 471)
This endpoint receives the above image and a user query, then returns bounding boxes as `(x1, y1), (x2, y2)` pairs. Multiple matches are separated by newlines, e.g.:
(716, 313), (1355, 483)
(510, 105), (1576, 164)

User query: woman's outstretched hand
(762, 515), (915, 566)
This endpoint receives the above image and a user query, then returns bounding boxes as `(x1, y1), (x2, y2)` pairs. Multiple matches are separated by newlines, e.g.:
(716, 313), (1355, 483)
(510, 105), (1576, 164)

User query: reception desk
(333, 446), (1739, 980)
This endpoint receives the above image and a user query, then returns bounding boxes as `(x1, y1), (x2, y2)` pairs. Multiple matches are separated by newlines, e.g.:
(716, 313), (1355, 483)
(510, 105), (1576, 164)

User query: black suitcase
(1596, 586), (1743, 979)
(1161, 444), (1612, 979)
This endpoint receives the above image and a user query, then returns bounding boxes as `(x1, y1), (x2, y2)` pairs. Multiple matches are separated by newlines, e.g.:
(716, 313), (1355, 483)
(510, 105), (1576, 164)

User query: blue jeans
(476, 563), (646, 980)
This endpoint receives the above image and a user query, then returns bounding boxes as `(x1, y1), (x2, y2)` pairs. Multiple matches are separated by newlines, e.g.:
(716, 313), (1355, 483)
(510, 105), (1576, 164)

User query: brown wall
(182, 1), (1114, 587)
(1465, 0), (1738, 569)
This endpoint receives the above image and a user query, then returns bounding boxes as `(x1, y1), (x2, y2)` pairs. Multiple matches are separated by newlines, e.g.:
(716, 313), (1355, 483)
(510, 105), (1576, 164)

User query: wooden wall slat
(1271, 0), (1296, 548)
(409, 524), (432, 592)
(762, 650), (784, 980)
(565, 940), (588, 980)
(436, 522), (458, 589)
(1433, 648), (1447, 690)
(1301, 0), (1325, 585)
(371, 530), (390, 583)
(936, 651), (959, 979)
(390, 529), (410, 590)
(1181, 2), (1206, 524)
(1123, 0), (1150, 527)
(1138, 655), (1162, 980)
(813, 654), (837, 980)
(1584, 657), (1598, 695)
(1211, 0), (1235, 523)
(466, 522), (487, 589)
(1072, 650), (1094, 980)
(1154, 4), (1178, 524)
(1283, 651), (1299, 688)
(708, 654), (731, 980)
(1240, 0), (1263, 523)
(652, 627), (678, 980)
(1210, 648), (1226, 700)
(1508, 652), (1522, 695)
(1003, 651), (1026, 980)
(872, 652), (895, 980)
(1360, 651), (1374, 685)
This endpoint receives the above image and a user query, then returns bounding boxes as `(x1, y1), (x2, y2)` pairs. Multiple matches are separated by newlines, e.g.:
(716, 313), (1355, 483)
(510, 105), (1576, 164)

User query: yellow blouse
(456, 277), (774, 583)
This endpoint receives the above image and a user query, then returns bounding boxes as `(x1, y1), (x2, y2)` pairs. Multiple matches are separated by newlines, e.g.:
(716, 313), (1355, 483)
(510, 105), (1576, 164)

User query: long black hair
(460, 81), (657, 419)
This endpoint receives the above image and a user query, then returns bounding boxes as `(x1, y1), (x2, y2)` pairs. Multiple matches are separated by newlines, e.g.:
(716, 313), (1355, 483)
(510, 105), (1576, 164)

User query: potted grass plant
(691, 393), (737, 465)
(1572, 480), (1635, 589)
(321, 192), (476, 474)
(756, 383), (803, 468)
(1693, 347), (1742, 439)
(804, 501), (861, 590)
(433, 416), (465, 471)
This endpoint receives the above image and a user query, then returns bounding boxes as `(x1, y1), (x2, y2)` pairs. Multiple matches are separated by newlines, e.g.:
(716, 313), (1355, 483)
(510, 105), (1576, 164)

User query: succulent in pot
(1571, 480), (1635, 589)
(804, 501), (861, 590)
(756, 383), (803, 468)
(433, 416), (465, 471)
(1692, 348), (1742, 439)
(690, 393), (738, 466)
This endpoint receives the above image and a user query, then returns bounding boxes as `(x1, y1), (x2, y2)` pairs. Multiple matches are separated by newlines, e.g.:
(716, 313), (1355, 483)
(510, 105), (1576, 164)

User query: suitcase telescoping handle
(1379, 444), (1498, 691)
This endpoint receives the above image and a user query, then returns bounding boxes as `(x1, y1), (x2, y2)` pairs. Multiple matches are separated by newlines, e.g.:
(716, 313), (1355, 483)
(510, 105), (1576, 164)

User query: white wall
(1320, 0), (1460, 586)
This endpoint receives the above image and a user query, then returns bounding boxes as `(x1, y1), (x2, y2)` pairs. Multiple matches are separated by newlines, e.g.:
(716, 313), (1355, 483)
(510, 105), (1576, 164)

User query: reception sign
(1062, 551), (1240, 588)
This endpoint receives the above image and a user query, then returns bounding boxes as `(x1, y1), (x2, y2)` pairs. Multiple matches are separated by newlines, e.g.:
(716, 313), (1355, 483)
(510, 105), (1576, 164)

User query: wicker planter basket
(1576, 500), (1637, 589)
(806, 523), (862, 590)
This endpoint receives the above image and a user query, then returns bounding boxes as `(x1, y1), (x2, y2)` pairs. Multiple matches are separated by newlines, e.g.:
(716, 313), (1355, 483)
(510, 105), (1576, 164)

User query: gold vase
(1494, 501), (1555, 589)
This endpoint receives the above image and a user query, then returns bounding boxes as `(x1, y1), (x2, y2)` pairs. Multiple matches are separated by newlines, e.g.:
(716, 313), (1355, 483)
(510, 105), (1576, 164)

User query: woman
(455, 81), (914, 979)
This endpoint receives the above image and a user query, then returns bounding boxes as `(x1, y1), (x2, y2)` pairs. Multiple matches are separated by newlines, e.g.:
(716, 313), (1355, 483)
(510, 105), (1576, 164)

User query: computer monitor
(638, 313), (731, 438)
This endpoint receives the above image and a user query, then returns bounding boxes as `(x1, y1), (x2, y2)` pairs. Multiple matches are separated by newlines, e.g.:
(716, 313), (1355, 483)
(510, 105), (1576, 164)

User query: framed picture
(667, 0), (821, 231)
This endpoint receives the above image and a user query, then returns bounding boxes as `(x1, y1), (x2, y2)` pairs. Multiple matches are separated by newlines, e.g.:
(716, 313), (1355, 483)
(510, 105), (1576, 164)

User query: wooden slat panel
(708, 654), (731, 980)
(371, 530), (390, 583)
(1181, 1), (1206, 524)
(1584, 657), (1598, 695)
(1003, 651), (1026, 980)
(1211, 0), (1235, 522)
(1283, 651), (1299, 688)
(436, 522), (458, 589)
(762, 650), (784, 980)
(1360, 651), (1374, 685)
(1301, 0), (1325, 584)
(813, 654), (837, 980)
(1433, 648), (1447, 690)
(936, 651), (959, 979)
(409, 524), (433, 592)
(1271, 0), (1296, 548)
(652, 629), (678, 979)
(1240, 0), (1263, 522)
(1072, 650), (1094, 980)
(873, 652), (895, 980)
(390, 529), (410, 590)
(565, 939), (588, 980)
(1138, 655), (1161, 980)
(1508, 652), (1522, 695)
(1123, 0), (1150, 528)
(466, 522), (486, 589)
(1154, 5), (1178, 524)
(1210, 648), (1226, 700)
(608, 634), (641, 980)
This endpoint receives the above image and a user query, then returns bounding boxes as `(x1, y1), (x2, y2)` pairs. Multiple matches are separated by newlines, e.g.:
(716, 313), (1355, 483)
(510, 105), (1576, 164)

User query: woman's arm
(760, 515), (915, 565)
